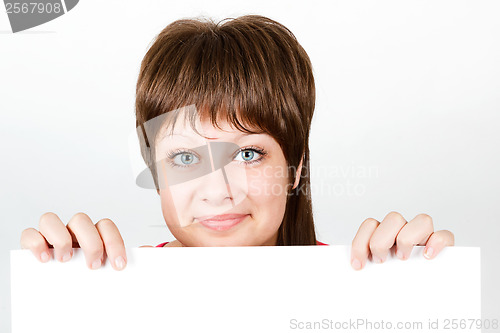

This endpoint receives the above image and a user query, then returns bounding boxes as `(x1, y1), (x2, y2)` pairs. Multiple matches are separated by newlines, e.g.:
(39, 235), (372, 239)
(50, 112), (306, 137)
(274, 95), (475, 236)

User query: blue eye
(172, 152), (199, 166)
(166, 146), (266, 169)
(234, 148), (263, 164)
(242, 150), (254, 161)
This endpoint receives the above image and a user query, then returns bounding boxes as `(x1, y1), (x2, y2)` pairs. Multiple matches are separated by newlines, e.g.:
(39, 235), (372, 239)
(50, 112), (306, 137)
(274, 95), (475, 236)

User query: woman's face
(153, 111), (302, 246)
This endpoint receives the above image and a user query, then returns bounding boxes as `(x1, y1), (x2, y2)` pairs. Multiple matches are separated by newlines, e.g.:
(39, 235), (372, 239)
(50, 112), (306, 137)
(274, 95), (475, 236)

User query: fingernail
(40, 252), (50, 263)
(424, 247), (434, 259)
(351, 258), (362, 270)
(115, 256), (126, 270)
(91, 258), (102, 269)
(396, 249), (404, 260)
(373, 255), (384, 263)
(62, 250), (72, 262)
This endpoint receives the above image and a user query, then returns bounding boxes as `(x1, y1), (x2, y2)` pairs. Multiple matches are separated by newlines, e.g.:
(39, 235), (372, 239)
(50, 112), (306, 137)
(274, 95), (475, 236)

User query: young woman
(20, 15), (454, 272)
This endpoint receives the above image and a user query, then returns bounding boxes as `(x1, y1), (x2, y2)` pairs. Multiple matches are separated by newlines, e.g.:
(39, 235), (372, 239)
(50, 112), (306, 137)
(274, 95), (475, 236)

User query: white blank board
(11, 246), (480, 333)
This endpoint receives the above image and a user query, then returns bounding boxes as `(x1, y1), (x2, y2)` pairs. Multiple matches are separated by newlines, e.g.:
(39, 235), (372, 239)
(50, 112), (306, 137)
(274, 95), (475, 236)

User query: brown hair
(135, 15), (317, 245)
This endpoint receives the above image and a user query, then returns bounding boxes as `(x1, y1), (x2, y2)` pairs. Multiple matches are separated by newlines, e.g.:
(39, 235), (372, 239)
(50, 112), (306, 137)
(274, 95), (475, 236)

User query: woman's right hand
(20, 212), (127, 271)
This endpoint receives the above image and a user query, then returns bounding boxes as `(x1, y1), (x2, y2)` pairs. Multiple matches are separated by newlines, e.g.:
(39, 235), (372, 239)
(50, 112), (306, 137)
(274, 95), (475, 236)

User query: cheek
(160, 181), (199, 227)
(159, 185), (192, 228)
(159, 189), (179, 226)
(246, 165), (290, 218)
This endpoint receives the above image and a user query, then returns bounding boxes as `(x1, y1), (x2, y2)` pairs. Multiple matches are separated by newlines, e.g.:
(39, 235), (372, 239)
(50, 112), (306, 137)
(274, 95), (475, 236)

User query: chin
(184, 232), (259, 247)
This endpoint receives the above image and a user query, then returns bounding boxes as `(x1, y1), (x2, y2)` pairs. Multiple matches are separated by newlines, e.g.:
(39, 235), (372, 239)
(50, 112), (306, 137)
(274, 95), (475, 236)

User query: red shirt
(156, 240), (328, 247)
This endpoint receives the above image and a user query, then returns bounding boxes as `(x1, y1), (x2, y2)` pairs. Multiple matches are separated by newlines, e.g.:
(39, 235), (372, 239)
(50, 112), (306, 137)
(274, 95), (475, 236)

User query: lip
(195, 214), (249, 231)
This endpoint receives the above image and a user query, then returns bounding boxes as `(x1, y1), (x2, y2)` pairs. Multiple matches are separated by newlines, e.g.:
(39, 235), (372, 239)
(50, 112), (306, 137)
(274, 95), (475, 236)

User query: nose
(197, 167), (234, 206)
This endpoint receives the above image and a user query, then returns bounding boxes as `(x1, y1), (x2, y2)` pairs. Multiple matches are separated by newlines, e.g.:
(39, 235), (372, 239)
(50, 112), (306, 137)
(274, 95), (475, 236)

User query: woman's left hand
(350, 211), (454, 270)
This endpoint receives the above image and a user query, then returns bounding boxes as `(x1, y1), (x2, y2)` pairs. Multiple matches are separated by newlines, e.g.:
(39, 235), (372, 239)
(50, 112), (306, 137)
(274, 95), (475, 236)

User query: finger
(395, 213), (434, 260)
(351, 218), (380, 270)
(21, 228), (51, 263)
(95, 219), (127, 271)
(38, 212), (73, 262)
(369, 211), (407, 263)
(67, 213), (104, 269)
(423, 230), (455, 259)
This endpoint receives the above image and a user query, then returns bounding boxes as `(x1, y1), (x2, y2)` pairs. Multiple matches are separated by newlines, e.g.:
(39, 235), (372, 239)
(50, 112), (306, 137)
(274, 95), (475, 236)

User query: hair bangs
(145, 22), (290, 143)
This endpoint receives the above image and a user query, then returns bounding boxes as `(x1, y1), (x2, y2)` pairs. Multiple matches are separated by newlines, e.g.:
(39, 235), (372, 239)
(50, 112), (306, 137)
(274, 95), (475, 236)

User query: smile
(195, 214), (249, 231)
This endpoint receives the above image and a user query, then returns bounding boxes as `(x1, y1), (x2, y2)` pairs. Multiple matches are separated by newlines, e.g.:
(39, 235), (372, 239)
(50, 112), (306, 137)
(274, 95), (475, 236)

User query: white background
(1, 0), (499, 332)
